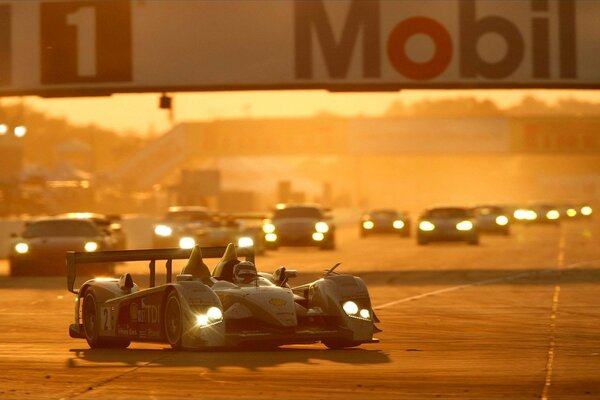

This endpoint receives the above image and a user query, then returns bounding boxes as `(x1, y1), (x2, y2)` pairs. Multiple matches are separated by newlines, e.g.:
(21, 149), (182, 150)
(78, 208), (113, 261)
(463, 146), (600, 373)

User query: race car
(58, 212), (127, 249)
(360, 209), (411, 237)
(417, 206), (479, 245)
(514, 203), (561, 225)
(67, 244), (380, 350)
(263, 204), (335, 250)
(152, 206), (215, 248)
(9, 217), (115, 276)
(473, 205), (510, 235)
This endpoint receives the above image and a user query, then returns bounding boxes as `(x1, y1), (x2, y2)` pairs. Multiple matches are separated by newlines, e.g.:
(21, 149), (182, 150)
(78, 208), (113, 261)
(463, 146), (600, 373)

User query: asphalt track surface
(0, 220), (599, 399)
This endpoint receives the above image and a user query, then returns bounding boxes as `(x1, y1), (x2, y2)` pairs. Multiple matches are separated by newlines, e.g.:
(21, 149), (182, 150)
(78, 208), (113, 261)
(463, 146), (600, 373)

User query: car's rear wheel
(164, 291), (183, 350)
(9, 260), (27, 276)
(82, 290), (130, 349)
(468, 235), (480, 245)
(323, 339), (361, 349)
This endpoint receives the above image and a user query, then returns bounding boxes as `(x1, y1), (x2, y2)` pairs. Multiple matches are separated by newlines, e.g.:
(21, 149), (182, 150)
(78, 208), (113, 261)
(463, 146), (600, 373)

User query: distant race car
(473, 205), (510, 235)
(514, 203), (561, 225)
(67, 244), (380, 350)
(417, 206), (479, 245)
(58, 212), (127, 249)
(360, 209), (411, 237)
(263, 204), (335, 250)
(9, 217), (115, 276)
(153, 207), (258, 252)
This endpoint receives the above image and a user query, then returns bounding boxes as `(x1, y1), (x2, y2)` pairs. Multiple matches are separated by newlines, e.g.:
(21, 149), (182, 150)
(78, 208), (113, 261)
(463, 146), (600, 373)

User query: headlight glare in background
(581, 206), (592, 216)
(419, 221), (435, 231)
(265, 233), (277, 242)
(15, 242), (29, 254)
(315, 221), (329, 233)
(495, 215), (509, 226)
(546, 210), (560, 220)
(179, 237), (195, 249)
(393, 220), (405, 229)
(206, 306), (223, 322)
(84, 242), (98, 252)
(456, 220), (474, 231)
(312, 232), (325, 241)
(237, 237), (254, 248)
(262, 223), (276, 233)
(154, 225), (173, 237)
(362, 220), (374, 230)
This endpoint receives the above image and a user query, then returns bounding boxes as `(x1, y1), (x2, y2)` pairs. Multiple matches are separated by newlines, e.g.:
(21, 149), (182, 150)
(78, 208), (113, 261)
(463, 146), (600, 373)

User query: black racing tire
(417, 236), (428, 246)
(164, 291), (184, 350)
(83, 291), (102, 348)
(467, 236), (480, 246)
(323, 339), (362, 349)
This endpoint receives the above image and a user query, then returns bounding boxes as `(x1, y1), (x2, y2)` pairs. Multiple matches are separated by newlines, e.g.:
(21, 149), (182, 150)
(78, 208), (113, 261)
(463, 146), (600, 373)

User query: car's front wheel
(164, 291), (183, 350)
(82, 290), (129, 349)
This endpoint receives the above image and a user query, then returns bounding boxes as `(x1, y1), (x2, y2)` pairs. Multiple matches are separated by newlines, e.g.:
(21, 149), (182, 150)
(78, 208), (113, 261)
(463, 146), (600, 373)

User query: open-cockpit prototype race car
(67, 244), (380, 350)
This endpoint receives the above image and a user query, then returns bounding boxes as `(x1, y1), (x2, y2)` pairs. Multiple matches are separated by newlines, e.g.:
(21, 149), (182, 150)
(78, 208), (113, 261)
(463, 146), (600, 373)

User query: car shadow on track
(67, 346), (391, 371)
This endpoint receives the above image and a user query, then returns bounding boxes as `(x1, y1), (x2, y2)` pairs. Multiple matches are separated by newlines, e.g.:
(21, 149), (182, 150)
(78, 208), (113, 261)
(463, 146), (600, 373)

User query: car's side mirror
(273, 267), (297, 286)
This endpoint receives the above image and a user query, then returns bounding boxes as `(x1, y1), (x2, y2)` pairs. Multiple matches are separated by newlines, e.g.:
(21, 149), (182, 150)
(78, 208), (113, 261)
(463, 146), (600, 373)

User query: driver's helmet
(233, 261), (257, 284)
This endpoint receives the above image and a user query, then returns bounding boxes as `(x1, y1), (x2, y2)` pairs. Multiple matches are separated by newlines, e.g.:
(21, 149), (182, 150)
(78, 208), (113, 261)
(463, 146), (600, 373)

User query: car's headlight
(514, 209), (527, 220)
(196, 306), (223, 327)
(581, 206), (592, 216)
(315, 221), (329, 233)
(342, 301), (359, 315)
(525, 210), (537, 220)
(312, 232), (325, 241)
(359, 309), (371, 319)
(393, 220), (405, 229)
(456, 220), (473, 231)
(419, 221), (435, 231)
(495, 215), (509, 226)
(566, 208), (577, 217)
(262, 223), (276, 233)
(179, 237), (195, 249)
(238, 236), (254, 248)
(546, 210), (560, 220)
(265, 233), (277, 242)
(84, 241), (98, 252)
(362, 220), (374, 230)
(154, 224), (173, 237)
(15, 242), (29, 254)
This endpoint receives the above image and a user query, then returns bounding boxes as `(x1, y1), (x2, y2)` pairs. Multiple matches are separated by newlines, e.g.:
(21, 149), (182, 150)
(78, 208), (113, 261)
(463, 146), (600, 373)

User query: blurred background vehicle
(8, 217), (115, 276)
(360, 209), (411, 238)
(263, 203), (335, 250)
(473, 205), (510, 236)
(417, 206), (479, 246)
(152, 206), (215, 248)
(524, 203), (562, 225)
(58, 212), (127, 249)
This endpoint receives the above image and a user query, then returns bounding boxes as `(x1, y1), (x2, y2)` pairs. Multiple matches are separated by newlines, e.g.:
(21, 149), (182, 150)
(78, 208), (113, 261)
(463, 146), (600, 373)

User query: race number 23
(40, 1), (132, 84)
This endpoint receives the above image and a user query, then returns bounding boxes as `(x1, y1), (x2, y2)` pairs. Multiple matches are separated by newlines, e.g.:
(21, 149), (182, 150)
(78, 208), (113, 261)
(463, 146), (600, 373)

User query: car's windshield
(273, 207), (323, 220)
(425, 208), (471, 218)
(475, 206), (504, 215)
(23, 220), (101, 238)
(370, 210), (398, 219)
(164, 211), (210, 222)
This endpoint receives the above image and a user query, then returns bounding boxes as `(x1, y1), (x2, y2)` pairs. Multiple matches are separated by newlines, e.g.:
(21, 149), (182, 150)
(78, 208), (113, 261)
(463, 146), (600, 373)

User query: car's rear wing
(66, 246), (255, 294)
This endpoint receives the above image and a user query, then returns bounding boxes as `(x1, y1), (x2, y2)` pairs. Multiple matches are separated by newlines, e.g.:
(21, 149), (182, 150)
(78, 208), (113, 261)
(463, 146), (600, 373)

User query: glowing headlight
(206, 306), (223, 322)
(362, 220), (374, 230)
(262, 223), (276, 233)
(546, 210), (560, 220)
(237, 236), (254, 248)
(196, 314), (209, 327)
(456, 220), (473, 231)
(393, 220), (405, 229)
(566, 208), (577, 217)
(495, 215), (509, 226)
(525, 210), (537, 220)
(154, 224), (172, 237)
(265, 233), (277, 242)
(581, 206), (592, 216)
(179, 237), (195, 249)
(312, 232), (325, 241)
(15, 242), (29, 254)
(315, 221), (329, 233)
(359, 309), (371, 319)
(419, 221), (435, 231)
(84, 242), (98, 252)
(342, 301), (359, 315)
(514, 209), (527, 220)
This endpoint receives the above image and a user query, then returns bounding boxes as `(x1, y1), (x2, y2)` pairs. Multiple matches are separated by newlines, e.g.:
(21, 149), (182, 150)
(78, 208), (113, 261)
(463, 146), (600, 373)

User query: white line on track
(373, 258), (600, 311)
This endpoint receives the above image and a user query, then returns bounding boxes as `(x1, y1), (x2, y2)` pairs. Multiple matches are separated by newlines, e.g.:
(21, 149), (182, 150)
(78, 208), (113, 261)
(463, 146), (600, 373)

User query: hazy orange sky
(7, 89), (600, 136)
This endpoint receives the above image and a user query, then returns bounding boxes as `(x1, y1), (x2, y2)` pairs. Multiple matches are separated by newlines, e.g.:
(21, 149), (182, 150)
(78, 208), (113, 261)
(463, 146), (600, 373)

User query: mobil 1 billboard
(1, 0), (599, 97)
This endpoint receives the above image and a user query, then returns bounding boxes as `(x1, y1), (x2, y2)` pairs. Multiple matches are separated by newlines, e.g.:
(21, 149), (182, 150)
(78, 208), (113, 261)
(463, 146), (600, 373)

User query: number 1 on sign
(66, 6), (96, 77)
